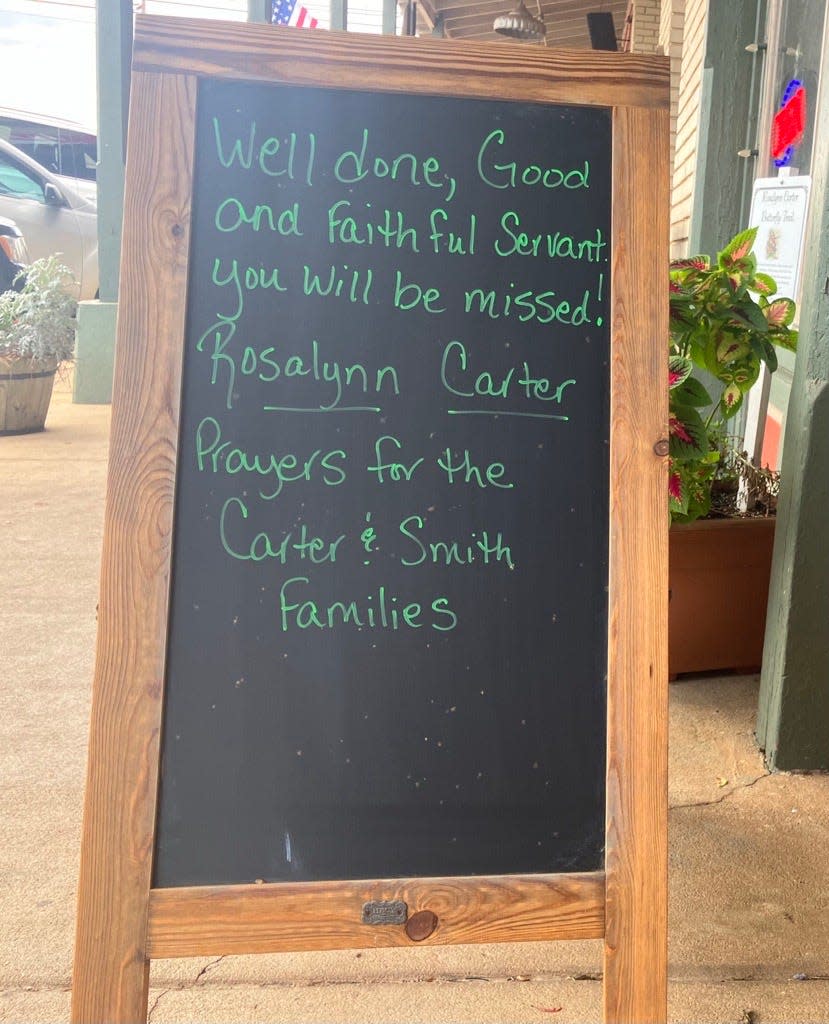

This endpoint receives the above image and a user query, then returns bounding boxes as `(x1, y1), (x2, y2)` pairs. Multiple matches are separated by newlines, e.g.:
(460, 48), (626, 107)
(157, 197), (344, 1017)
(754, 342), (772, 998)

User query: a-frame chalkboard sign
(73, 16), (669, 1024)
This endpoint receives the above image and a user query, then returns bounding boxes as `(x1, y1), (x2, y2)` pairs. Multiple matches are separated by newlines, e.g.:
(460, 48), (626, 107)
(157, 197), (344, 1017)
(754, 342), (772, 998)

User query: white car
(0, 108), (97, 204)
(0, 137), (97, 299)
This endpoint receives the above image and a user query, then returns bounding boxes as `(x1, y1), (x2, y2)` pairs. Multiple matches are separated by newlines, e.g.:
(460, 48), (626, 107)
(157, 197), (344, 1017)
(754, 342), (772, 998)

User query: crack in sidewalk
(670, 771), (771, 810)
(146, 957), (224, 1020)
(146, 988), (169, 1022)
(194, 956), (225, 985)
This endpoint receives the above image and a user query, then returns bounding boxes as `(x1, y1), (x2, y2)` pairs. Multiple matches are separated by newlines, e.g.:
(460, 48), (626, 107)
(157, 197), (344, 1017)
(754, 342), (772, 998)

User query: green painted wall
(689, 0), (766, 258)
(73, 0), (132, 404)
(757, 85), (829, 769)
(73, 301), (115, 405)
(248, 0), (271, 22)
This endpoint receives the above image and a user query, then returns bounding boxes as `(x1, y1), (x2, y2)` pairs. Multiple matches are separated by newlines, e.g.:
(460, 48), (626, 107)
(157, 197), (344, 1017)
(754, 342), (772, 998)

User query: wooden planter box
(669, 517), (776, 677)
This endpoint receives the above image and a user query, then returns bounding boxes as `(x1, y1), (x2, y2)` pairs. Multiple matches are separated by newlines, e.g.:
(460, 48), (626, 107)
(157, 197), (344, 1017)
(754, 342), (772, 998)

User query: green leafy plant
(0, 256), (77, 364)
(668, 227), (797, 523)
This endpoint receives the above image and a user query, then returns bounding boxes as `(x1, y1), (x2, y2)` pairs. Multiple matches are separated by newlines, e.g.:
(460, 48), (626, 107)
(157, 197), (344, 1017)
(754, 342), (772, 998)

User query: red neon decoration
(771, 80), (806, 166)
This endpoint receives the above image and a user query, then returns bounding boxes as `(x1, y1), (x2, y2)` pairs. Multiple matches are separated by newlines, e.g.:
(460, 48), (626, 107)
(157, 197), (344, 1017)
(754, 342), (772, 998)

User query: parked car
(0, 108), (97, 203)
(0, 138), (97, 300)
(0, 215), (29, 293)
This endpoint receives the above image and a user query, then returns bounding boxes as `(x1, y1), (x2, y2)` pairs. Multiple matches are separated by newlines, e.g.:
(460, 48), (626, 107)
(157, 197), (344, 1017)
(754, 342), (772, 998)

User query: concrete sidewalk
(2, 379), (829, 1023)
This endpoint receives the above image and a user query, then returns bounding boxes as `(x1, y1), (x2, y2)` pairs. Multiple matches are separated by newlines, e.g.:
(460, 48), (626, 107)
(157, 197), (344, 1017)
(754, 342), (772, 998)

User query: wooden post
(71, 71), (197, 1024)
(604, 103), (670, 1023)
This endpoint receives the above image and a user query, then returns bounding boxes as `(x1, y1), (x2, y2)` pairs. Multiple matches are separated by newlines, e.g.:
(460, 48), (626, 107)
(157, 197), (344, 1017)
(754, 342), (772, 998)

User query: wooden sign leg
(71, 69), (197, 1024)
(71, 940), (149, 1024)
(604, 103), (670, 1024)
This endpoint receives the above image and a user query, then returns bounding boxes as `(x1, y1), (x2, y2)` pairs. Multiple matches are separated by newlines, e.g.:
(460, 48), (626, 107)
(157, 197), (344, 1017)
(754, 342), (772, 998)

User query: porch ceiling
(415, 0), (630, 48)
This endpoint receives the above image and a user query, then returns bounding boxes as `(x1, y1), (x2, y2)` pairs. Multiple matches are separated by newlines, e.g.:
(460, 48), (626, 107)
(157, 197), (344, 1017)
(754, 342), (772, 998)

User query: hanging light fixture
(493, 0), (546, 41)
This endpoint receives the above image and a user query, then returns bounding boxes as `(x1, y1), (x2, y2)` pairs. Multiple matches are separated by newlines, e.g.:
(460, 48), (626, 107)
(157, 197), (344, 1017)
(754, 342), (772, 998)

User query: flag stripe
(272, 0), (320, 28)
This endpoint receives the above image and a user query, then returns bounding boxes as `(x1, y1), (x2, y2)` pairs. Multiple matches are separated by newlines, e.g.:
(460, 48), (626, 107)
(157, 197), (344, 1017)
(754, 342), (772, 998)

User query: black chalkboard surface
(154, 78), (611, 888)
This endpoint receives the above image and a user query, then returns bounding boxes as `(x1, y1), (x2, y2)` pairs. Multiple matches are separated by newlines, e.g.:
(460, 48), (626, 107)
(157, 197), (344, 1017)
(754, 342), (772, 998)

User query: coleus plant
(668, 227), (797, 523)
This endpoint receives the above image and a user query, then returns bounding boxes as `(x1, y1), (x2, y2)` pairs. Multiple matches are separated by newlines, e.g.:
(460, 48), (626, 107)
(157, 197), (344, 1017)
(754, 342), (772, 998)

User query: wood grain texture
(133, 14), (669, 110)
(70, 71), (197, 1024)
(72, 23), (670, 1022)
(147, 872), (605, 957)
(603, 105), (670, 1023)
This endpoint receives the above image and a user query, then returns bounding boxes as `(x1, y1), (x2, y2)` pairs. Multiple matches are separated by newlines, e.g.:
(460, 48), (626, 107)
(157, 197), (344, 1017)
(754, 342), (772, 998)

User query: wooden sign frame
(72, 16), (669, 1024)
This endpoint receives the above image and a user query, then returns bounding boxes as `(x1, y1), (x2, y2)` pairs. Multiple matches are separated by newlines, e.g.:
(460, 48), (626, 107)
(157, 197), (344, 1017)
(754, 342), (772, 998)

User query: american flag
(272, 0), (319, 28)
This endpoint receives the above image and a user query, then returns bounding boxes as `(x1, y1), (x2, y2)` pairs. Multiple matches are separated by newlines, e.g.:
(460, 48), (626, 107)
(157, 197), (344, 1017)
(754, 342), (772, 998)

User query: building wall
(670, 0), (707, 256)
(632, 0), (662, 52)
(659, 0), (686, 178)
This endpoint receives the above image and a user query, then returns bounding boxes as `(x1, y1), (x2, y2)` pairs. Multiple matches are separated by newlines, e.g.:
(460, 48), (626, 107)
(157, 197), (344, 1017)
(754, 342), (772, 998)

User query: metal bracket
(361, 900), (408, 925)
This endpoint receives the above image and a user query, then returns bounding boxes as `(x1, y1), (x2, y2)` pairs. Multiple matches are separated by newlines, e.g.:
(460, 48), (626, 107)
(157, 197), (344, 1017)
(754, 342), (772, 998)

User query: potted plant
(666, 228), (797, 676)
(0, 255), (77, 434)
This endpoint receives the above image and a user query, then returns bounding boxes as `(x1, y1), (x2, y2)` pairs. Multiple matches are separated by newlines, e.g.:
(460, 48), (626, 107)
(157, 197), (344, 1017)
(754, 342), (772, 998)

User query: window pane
(0, 156), (45, 202)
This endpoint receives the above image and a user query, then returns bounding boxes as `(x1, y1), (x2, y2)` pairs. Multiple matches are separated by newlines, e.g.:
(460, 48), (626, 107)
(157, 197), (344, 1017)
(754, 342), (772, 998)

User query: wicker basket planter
(0, 356), (58, 435)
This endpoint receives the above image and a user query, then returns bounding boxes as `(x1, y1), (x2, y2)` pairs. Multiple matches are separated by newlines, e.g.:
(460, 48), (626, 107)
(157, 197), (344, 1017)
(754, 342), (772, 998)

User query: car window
(58, 139), (98, 181)
(0, 118), (97, 182)
(0, 154), (46, 202)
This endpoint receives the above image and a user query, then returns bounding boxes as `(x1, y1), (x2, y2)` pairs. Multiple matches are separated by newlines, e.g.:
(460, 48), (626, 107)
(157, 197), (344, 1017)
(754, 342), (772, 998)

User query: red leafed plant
(668, 227), (797, 523)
